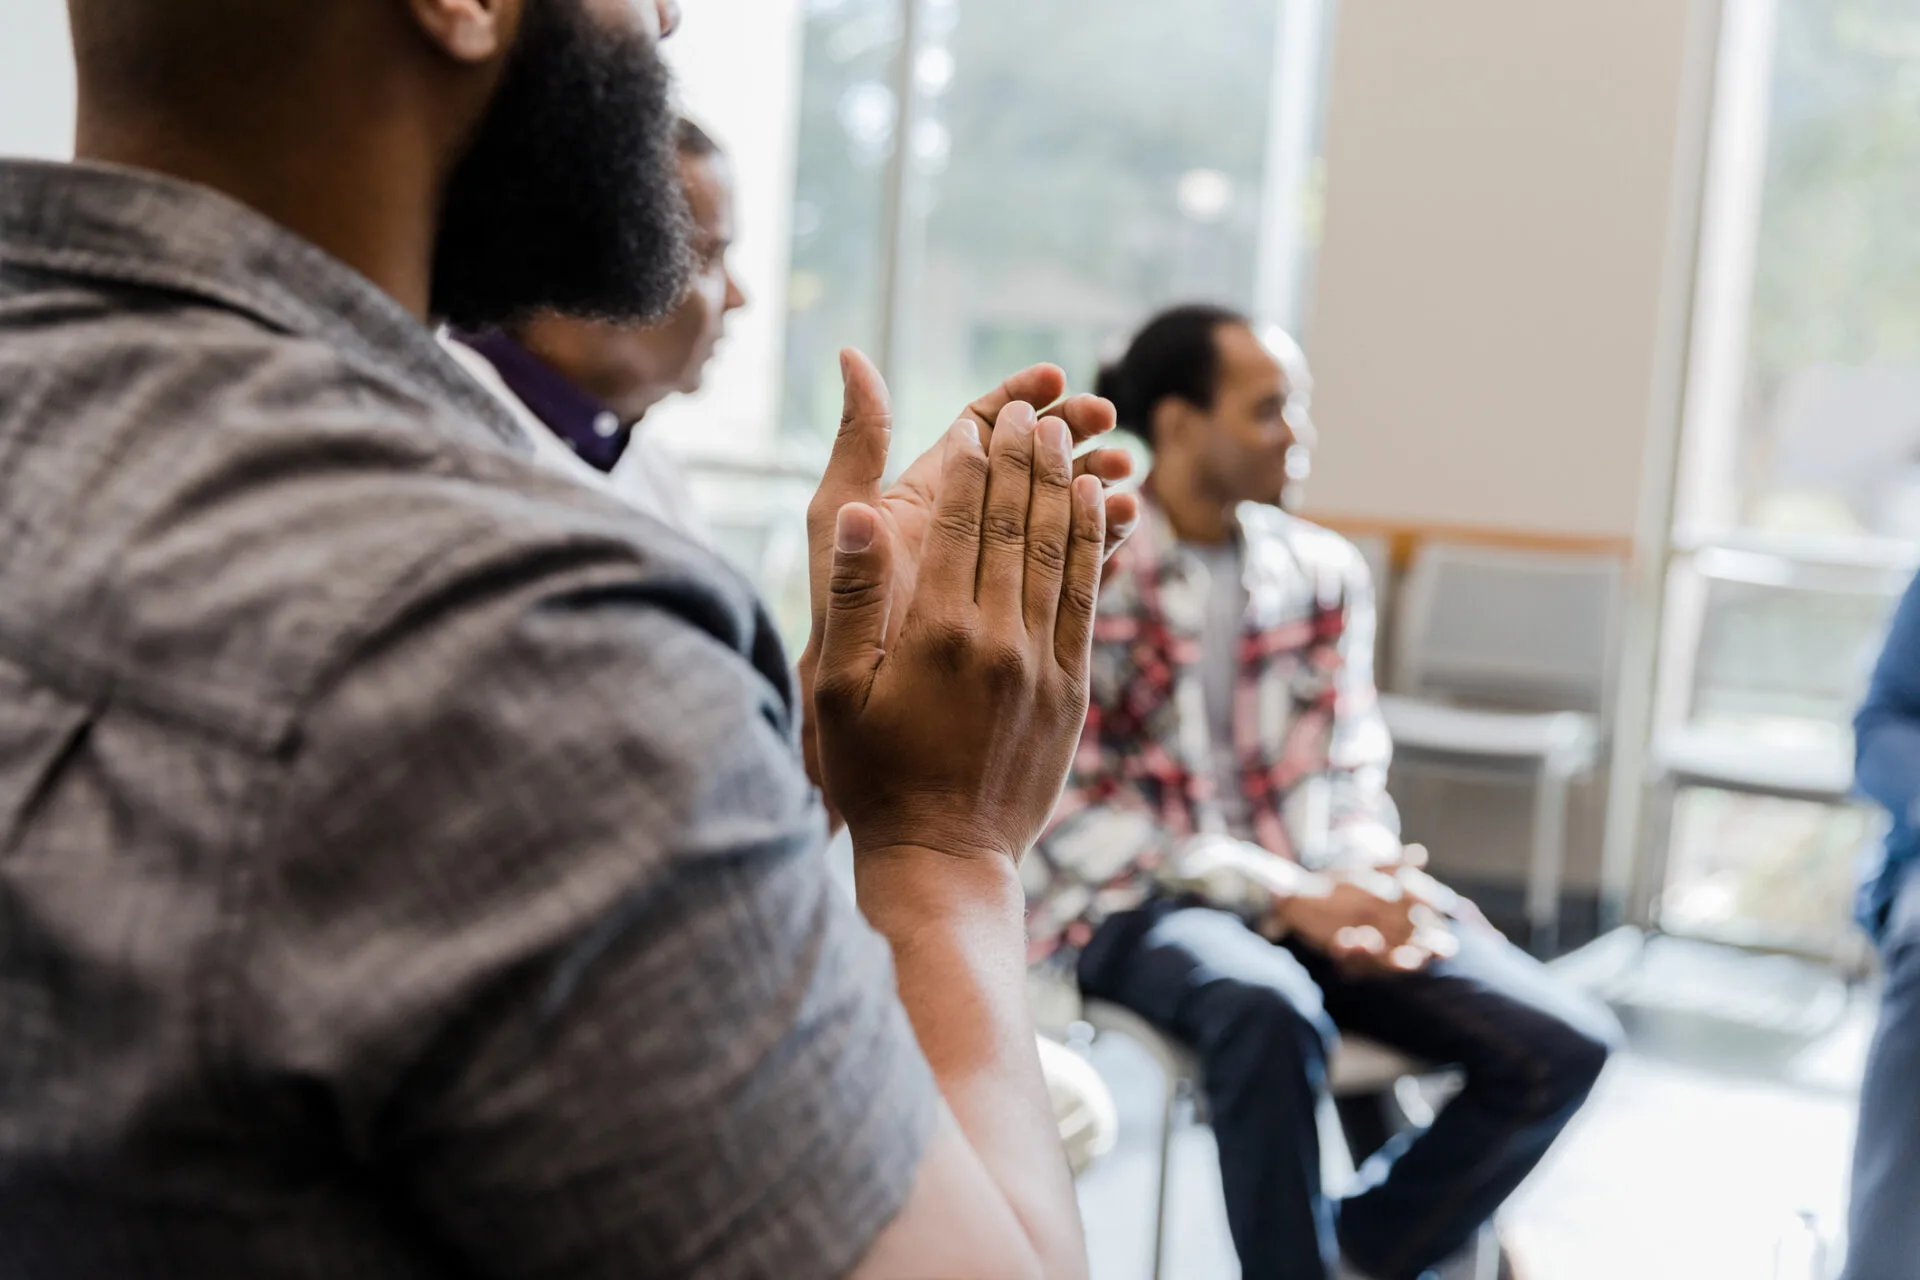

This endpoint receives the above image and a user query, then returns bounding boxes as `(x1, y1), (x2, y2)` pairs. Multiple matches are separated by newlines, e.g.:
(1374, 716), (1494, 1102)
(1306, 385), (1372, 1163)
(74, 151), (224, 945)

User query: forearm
(1172, 833), (1312, 915)
(856, 845), (1087, 1280)
(1314, 817), (1403, 873)
(1857, 578), (1920, 820)
(1858, 715), (1920, 822)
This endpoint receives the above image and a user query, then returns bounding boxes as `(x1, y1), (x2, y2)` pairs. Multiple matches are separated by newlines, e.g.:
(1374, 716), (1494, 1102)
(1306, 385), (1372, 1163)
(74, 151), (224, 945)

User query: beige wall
(1304, 0), (1703, 542)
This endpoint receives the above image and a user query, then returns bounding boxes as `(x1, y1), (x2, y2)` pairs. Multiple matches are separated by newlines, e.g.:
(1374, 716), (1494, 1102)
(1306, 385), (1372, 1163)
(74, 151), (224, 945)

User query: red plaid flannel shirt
(1024, 499), (1399, 963)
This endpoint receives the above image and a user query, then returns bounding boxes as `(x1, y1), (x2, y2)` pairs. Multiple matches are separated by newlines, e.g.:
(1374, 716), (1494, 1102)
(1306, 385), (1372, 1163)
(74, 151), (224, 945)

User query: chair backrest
(1344, 533), (1395, 675)
(1391, 543), (1624, 717)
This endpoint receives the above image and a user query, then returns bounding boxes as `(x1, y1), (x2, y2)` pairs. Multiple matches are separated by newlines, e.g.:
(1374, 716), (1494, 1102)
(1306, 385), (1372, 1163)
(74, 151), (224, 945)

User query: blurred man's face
(511, 150), (746, 423)
(606, 152), (748, 408)
(1193, 324), (1315, 508)
(655, 151), (748, 396)
(430, 0), (691, 331)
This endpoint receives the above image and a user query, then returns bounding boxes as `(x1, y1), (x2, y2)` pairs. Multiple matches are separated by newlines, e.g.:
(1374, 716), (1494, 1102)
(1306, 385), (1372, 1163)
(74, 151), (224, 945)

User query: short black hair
(674, 117), (723, 160)
(1095, 303), (1250, 441)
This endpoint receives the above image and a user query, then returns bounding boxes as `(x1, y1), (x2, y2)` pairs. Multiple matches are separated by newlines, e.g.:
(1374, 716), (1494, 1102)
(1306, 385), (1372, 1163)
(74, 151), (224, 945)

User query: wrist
(1335, 823), (1404, 869)
(854, 841), (1027, 931)
(1272, 870), (1334, 930)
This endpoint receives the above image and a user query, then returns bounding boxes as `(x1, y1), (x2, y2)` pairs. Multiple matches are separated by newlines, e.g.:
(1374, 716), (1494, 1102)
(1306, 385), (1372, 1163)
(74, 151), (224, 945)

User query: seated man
(447, 116), (746, 532)
(1845, 573), (1920, 1279)
(1025, 305), (1622, 1280)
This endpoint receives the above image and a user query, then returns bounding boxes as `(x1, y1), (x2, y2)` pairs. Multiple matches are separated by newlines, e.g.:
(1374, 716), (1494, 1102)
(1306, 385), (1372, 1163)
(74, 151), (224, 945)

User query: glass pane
(1658, 574), (1897, 950)
(1660, 790), (1875, 952)
(1689, 579), (1894, 730)
(1739, 0), (1920, 538)
(688, 466), (818, 653)
(779, 0), (902, 446)
(889, 0), (1296, 454)
(1654, 2), (1920, 947)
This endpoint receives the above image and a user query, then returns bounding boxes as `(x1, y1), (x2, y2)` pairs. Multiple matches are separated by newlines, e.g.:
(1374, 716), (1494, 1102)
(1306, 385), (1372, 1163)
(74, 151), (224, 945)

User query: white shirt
(439, 333), (710, 543)
(1183, 539), (1254, 841)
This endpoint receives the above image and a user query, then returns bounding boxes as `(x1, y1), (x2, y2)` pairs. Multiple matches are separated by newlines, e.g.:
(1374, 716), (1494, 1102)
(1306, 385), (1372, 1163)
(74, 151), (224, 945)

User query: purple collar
(453, 330), (632, 472)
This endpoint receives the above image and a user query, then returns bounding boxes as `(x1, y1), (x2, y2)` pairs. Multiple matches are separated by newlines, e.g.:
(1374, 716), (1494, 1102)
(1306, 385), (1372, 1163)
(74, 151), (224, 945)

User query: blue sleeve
(1856, 573), (1920, 824)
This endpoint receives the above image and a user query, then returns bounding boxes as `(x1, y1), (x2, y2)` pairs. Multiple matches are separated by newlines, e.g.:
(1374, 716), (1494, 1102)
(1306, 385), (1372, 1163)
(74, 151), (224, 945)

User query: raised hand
(799, 351), (1139, 817)
(810, 400), (1109, 864)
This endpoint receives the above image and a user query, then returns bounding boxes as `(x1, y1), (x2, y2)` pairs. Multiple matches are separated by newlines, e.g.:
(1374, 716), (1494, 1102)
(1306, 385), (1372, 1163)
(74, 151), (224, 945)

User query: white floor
(1075, 939), (1871, 1280)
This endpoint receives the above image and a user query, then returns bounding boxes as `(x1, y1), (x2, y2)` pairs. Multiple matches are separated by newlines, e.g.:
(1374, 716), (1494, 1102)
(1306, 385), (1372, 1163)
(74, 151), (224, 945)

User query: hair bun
(1093, 361), (1132, 422)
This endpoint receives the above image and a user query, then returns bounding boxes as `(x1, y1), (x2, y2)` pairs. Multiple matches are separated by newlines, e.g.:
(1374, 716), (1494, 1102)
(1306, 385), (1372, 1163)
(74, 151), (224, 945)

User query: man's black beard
(430, 0), (690, 331)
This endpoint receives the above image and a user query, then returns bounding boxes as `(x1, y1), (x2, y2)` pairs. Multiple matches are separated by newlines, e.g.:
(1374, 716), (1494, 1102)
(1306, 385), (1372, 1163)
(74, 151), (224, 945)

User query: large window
(1650, 0), (1920, 951)
(780, 0), (1337, 455)
(780, 0), (901, 446)
(1730, 0), (1920, 540)
(681, 0), (1336, 647)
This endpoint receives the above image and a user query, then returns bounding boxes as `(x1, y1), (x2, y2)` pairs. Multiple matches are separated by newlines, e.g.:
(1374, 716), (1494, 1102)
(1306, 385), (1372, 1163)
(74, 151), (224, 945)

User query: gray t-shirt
(0, 160), (934, 1280)
(1185, 541), (1253, 840)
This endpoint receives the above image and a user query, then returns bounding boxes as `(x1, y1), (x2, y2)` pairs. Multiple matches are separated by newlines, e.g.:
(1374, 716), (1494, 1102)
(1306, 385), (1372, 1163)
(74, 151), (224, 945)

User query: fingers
(976, 402), (1040, 614)
(1103, 490), (1141, 563)
(915, 419), (992, 601)
(962, 376), (1133, 564)
(1052, 392), (1119, 448)
(1331, 911), (1451, 977)
(808, 351), (895, 628)
(1331, 925), (1390, 978)
(1021, 417), (1076, 634)
(964, 365), (1069, 440)
(1336, 932), (1433, 978)
(813, 503), (896, 720)
(1054, 475), (1107, 678)
(1075, 446), (1134, 486)
(1386, 945), (1436, 974)
(964, 379), (1122, 486)
(1409, 905), (1459, 961)
(828, 349), (893, 504)
(1063, 449), (1137, 563)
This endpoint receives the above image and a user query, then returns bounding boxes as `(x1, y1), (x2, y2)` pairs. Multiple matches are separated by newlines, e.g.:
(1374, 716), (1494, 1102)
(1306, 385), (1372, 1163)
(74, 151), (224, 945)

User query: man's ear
(407, 0), (517, 64)
(1149, 397), (1190, 456)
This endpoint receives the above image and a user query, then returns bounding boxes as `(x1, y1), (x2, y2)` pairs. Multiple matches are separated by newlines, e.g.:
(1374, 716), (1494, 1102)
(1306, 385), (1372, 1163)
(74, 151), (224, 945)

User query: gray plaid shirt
(0, 160), (935, 1279)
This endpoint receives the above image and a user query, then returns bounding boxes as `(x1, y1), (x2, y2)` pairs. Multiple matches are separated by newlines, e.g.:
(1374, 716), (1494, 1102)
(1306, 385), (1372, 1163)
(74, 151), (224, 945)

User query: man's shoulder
(0, 303), (765, 751)
(1239, 505), (1372, 584)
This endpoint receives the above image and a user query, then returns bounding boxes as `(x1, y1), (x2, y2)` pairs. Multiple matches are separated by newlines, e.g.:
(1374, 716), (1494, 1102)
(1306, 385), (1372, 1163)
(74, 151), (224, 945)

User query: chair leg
(1471, 1222), (1501, 1280)
(1333, 1091), (1396, 1168)
(1151, 1077), (1183, 1280)
(1526, 767), (1572, 958)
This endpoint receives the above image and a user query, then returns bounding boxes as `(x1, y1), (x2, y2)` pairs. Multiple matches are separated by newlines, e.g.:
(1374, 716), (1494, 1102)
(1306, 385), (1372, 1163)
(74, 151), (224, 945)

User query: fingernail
(1043, 418), (1071, 461)
(952, 419), (980, 450)
(836, 505), (875, 553)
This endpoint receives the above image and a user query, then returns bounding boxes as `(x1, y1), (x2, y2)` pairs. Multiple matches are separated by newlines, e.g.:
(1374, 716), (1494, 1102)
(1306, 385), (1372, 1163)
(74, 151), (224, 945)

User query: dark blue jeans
(1079, 902), (1622, 1280)
(1846, 861), (1920, 1280)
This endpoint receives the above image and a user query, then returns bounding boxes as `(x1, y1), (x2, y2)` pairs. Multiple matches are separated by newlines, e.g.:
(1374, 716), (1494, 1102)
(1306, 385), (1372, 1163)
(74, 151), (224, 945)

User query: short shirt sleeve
(257, 516), (937, 1280)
